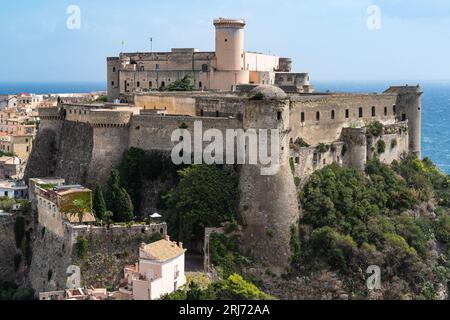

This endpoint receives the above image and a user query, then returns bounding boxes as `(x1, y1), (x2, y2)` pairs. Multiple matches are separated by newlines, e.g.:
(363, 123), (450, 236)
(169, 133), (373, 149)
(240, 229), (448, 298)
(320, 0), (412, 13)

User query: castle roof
(249, 85), (288, 100)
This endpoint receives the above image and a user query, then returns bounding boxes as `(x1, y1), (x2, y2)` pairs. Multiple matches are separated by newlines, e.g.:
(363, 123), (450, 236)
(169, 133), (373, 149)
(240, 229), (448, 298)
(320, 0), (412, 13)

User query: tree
(93, 183), (107, 222)
(167, 75), (194, 91)
(164, 165), (238, 243)
(104, 211), (113, 228)
(213, 274), (275, 300)
(68, 198), (90, 224)
(105, 170), (134, 222)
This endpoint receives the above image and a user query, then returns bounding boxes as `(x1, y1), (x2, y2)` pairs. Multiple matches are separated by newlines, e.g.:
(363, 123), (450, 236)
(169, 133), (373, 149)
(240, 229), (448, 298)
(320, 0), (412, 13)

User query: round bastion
(249, 85), (288, 100)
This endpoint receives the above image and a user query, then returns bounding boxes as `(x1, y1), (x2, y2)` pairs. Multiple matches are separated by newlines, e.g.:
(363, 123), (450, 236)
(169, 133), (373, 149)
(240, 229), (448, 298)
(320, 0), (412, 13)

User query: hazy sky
(1, 0), (449, 82)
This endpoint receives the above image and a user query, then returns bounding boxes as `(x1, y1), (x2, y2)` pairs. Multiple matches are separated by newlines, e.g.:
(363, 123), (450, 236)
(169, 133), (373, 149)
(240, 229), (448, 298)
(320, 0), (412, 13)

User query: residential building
(0, 156), (26, 180)
(0, 180), (28, 199)
(120, 237), (186, 300)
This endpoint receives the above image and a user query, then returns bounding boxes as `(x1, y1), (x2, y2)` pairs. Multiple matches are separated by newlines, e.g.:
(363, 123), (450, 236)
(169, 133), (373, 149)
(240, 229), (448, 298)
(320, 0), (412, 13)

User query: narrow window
(359, 107), (363, 118)
(316, 111), (320, 121)
(384, 107), (388, 116)
(393, 105), (397, 114)
(331, 110), (335, 120)
(161, 81), (165, 88)
(345, 109), (349, 118)
(216, 111), (220, 118)
(372, 106), (376, 117)
(277, 111), (282, 121)
(301, 112), (305, 123)
(156, 64), (160, 70)
(402, 113), (407, 121)
(111, 81), (115, 86)
(137, 81), (140, 87)
(140, 66), (144, 71)
(149, 81), (152, 88)
(112, 67), (116, 72)
(199, 81), (202, 89)
(200, 109), (204, 117)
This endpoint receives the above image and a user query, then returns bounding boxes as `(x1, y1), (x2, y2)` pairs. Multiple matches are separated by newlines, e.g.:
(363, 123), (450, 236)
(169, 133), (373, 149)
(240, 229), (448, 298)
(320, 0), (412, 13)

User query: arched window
(140, 66), (144, 71)
(112, 67), (116, 72)
(161, 81), (165, 88)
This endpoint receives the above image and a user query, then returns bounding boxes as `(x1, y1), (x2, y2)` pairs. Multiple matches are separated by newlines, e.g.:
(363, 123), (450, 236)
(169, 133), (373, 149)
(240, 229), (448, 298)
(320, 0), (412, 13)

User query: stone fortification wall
(129, 114), (242, 152)
(290, 93), (398, 145)
(28, 221), (167, 294)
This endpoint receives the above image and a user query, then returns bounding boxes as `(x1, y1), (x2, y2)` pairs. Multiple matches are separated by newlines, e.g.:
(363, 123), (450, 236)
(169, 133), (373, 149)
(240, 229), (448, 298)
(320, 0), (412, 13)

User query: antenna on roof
(150, 37), (153, 54)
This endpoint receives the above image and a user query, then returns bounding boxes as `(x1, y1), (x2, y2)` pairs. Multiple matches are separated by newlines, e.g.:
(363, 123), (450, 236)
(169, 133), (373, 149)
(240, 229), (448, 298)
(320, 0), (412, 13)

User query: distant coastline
(0, 82), (106, 95)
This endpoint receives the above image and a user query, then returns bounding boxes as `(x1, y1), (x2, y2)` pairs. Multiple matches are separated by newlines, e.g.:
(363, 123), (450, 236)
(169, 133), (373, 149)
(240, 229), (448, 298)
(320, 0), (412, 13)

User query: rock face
(0, 215), (16, 281)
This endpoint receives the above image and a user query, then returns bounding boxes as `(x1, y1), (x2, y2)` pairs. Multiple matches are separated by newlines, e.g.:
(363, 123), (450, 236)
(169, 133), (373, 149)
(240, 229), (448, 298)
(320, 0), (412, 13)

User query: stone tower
(239, 85), (300, 273)
(214, 18), (246, 71)
(385, 85), (423, 158)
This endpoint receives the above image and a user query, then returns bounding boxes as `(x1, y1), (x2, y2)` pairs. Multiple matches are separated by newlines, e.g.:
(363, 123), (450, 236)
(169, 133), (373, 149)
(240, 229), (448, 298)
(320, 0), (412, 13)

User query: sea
(0, 81), (449, 174)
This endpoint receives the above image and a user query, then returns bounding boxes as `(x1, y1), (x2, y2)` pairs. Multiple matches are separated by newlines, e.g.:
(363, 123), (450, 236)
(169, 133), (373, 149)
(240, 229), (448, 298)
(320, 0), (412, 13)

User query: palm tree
(68, 199), (90, 224)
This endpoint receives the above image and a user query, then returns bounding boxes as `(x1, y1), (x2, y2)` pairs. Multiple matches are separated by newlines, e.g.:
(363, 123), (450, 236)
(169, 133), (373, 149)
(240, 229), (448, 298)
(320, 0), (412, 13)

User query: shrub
(391, 139), (398, 149)
(76, 236), (88, 259)
(290, 225), (301, 266)
(367, 121), (384, 137)
(377, 140), (386, 154)
(316, 143), (330, 154)
(295, 137), (310, 148)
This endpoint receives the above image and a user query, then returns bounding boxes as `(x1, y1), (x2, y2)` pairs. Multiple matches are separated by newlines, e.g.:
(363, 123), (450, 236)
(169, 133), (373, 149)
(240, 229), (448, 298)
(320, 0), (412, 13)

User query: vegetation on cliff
(162, 274), (274, 300)
(164, 165), (239, 243)
(295, 156), (449, 299)
(118, 148), (183, 216)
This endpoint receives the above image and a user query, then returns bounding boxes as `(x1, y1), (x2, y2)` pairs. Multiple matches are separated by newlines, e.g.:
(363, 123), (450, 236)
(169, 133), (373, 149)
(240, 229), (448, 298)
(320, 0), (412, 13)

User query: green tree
(164, 165), (238, 243)
(68, 199), (90, 224)
(213, 274), (275, 300)
(105, 170), (134, 222)
(93, 183), (107, 222)
(167, 75), (194, 91)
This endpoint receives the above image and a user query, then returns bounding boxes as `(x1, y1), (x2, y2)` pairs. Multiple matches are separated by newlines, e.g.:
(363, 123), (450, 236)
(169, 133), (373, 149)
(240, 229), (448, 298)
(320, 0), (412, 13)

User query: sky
(0, 0), (449, 83)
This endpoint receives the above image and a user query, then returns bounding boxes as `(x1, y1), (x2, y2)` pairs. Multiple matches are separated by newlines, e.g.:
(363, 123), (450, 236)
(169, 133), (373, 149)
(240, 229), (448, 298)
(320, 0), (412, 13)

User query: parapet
(38, 107), (64, 120)
(213, 18), (246, 28)
(88, 110), (132, 127)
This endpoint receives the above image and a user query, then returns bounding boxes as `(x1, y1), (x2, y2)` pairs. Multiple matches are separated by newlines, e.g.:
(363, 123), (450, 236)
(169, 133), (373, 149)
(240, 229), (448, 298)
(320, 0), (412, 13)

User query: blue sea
(0, 81), (449, 174)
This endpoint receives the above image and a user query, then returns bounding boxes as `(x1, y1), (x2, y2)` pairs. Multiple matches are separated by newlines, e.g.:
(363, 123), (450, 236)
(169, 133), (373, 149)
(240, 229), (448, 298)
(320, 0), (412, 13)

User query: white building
(121, 237), (187, 300)
(0, 180), (28, 199)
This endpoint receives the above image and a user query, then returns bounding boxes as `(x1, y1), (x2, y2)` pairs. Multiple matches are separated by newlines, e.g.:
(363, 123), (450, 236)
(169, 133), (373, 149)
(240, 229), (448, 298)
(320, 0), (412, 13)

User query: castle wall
(367, 122), (409, 164)
(89, 126), (129, 186)
(290, 94), (398, 145)
(291, 142), (345, 182)
(129, 115), (242, 152)
(28, 221), (167, 294)
(134, 95), (196, 116)
(24, 118), (63, 180)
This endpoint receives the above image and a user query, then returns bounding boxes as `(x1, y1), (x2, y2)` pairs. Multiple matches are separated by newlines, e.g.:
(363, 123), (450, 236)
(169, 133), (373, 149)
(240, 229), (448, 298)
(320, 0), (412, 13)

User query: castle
(26, 18), (422, 272)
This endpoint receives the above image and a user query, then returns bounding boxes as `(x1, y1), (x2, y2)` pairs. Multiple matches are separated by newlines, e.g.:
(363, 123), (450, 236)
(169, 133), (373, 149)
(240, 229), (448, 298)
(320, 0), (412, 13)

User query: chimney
(179, 242), (183, 249)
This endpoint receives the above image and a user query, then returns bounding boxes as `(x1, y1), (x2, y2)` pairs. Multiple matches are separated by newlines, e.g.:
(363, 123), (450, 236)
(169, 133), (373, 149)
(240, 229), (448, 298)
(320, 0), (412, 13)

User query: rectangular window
(359, 107), (363, 118)
(316, 111), (320, 121)
(111, 81), (115, 86)
(301, 112), (305, 123)
(345, 109), (349, 118)
(372, 106), (376, 117)
(331, 110), (335, 120)
(137, 81), (140, 87)
(384, 107), (388, 116)
(277, 111), (282, 121)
